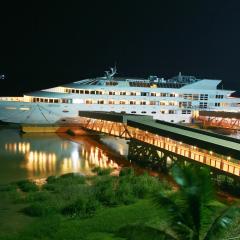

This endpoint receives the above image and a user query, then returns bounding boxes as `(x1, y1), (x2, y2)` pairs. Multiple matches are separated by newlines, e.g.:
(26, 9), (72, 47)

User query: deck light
(209, 151), (213, 155)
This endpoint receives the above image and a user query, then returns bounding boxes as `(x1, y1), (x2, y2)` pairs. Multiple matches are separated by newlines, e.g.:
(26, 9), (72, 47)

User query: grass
(0, 168), (165, 240)
(8, 200), (158, 240)
(0, 167), (240, 240)
(0, 190), (34, 239)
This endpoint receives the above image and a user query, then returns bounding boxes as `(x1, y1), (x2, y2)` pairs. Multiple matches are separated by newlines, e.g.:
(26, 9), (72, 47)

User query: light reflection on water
(0, 128), (128, 184)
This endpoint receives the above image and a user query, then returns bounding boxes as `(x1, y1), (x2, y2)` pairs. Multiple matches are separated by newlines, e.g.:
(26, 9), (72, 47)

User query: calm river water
(0, 127), (130, 184)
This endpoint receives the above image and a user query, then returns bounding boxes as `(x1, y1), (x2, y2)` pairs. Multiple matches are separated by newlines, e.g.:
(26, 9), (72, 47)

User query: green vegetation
(0, 165), (240, 240)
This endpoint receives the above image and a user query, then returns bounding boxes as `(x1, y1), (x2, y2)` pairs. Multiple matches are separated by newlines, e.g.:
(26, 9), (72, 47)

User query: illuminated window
(200, 94), (208, 100)
(120, 101), (125, 104)
(141, 92), (148, 96)
(20, 107), (30, 111)
(108, 100), (115, 104)
(199, 102), (208, 108)
(216, 94), (223, 99)
(193, 94), (199, 100)
(150, 101), (157, 105)
(86, 100), (92, 104)
(5, 107), (17, 110)
(182, 110), (191, 114)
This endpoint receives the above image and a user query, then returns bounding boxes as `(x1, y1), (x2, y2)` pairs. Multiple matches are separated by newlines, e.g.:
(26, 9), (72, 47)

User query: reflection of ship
(4, 133), (122, 179)
(0, 67), (239, 124)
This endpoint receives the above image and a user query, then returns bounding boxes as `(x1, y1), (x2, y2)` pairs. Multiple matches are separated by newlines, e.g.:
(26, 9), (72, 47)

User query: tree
(118, 164), (240, 240)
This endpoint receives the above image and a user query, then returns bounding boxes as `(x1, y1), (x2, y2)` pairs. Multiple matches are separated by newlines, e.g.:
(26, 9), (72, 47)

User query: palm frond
(204, 205), (240, 240)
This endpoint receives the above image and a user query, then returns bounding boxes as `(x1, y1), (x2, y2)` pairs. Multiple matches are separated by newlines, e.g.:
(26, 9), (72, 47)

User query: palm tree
(151, 164), (240, 240)
(118, 164), (240, 240)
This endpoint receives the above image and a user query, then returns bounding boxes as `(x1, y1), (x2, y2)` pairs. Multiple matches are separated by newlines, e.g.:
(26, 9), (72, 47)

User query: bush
(92, 176), (118, 206)
(132, 174), (160, 199)
(43, 173), (85, 192)
(16, 180), (38, 192)
(22, 202), (57, 217)
(119, 167), (134, 177)
(25, 191), (52, 202)
(92, 167), (112, 176)
(115, 180), (136, 205)
(46, 175), (58, 183)
(60, 184), (90, 201)
(62, 196), (100, 218)
(60, 173), (85, 184)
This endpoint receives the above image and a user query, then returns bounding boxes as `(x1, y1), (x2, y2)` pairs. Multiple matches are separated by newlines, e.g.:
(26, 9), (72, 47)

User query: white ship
(0, 67), (239, 125)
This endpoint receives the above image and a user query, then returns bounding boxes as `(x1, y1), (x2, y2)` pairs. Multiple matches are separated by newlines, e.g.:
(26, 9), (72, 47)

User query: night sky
(1, 1), (240, 96)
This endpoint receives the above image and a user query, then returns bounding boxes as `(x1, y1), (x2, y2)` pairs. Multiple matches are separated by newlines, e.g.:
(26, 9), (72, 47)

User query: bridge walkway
(78, 111), (240, 177)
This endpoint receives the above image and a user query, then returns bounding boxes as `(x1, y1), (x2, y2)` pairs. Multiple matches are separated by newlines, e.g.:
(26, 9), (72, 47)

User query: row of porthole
(129, 111), (155, 114)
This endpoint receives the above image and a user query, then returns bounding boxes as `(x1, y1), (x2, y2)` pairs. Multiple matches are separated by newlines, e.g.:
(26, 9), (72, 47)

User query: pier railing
(78, 116), (240, 177)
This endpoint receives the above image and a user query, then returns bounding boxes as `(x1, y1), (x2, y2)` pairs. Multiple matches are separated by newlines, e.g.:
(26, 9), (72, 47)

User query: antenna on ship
(105, 65), (117, 80)
(178, 72), (182, 82)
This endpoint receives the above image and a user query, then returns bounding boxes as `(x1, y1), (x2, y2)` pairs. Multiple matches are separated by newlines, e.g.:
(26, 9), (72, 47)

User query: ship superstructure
(0, 68), (239, 124)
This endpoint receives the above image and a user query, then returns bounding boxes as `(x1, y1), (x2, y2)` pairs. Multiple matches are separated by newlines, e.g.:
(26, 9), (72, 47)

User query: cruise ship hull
(0, 101), (192, 125)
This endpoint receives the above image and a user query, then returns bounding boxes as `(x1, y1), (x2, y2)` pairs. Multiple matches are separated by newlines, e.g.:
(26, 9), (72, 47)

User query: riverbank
(0, 168), (167, 240)
(1, 166), (240, 240)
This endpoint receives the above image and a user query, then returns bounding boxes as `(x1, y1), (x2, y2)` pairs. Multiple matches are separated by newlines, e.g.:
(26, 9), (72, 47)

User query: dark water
(0, 128), (129, 184)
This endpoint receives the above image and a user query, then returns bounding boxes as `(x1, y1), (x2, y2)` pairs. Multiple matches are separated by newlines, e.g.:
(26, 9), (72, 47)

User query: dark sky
(1, 0), (240, 96)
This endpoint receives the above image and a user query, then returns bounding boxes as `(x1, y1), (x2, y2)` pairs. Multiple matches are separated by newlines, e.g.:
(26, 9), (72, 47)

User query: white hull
(0, 101), (192, 124)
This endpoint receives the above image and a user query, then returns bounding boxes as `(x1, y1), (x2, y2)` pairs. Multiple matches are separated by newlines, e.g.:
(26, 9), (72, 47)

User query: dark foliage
(16, 180), (38, 192)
